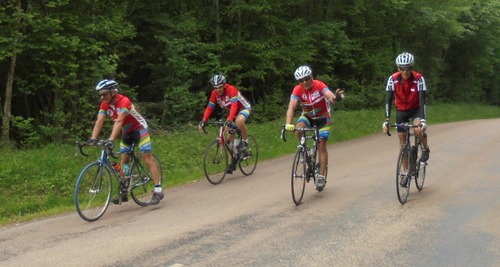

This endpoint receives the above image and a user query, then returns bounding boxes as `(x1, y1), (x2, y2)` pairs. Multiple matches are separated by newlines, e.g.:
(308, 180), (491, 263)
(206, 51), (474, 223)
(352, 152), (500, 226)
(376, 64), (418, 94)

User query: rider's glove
(334, 88), (344, 102)
(419, 119), (427, 130)
(86, 138), (98, 145)
(225, 120), (237, 129)
(198, 120), (206, 132)
(382, 119), (390, 131)
(103, 139), (114, 149)
(285, 123), (295, 132)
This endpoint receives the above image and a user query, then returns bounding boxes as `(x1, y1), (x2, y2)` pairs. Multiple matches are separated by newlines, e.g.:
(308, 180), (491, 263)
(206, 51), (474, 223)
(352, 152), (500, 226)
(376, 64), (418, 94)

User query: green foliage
(0, 0), (498, 146)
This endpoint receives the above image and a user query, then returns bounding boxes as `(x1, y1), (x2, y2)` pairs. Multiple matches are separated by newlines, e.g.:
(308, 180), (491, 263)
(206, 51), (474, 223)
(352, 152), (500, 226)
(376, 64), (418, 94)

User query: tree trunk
(1, 54), (16, 147)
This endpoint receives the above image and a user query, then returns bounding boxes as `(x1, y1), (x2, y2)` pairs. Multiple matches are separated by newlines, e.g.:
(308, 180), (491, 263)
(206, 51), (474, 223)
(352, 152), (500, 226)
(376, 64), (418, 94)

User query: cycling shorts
(297, 116), (331, 139)
(120, 126), (152, 153)
(396, 108), (420, 133)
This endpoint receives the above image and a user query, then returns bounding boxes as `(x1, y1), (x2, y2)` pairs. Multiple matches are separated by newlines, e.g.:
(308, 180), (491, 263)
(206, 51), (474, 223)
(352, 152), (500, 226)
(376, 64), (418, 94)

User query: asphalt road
(1, 119), (499, 267)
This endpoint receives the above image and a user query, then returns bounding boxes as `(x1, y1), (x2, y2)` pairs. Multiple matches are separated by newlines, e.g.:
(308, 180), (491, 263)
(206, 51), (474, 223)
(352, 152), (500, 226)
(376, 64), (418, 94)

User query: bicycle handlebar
(75, 140), (119, 159)
(386, 123), (420, 137)
(281, 124), (318, 142)
(202, 120), (241, 135)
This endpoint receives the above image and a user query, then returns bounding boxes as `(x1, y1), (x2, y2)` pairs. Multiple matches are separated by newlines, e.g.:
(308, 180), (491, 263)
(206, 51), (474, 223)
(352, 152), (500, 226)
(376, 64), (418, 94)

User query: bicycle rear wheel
(74, 162), (112, 222)
(130, 154), (163, 206)
(291, 150), (307, 205)
(396, 147), (411, 204)
(239, 135), (258, 175)
(415, 145), (427, 191)
(203, 140), (228, 185)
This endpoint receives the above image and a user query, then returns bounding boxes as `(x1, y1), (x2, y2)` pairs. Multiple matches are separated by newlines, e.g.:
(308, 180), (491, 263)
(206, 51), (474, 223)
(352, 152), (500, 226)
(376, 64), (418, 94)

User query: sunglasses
(399, 66), (412, 71)
(297, 76), (311, 83)
(98, 91), (110, 97)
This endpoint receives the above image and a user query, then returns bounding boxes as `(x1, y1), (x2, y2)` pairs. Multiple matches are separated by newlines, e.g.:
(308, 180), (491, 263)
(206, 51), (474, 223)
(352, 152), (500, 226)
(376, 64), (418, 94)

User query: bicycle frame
(387, 122), (427, 204)
(74, 140), (162, 221)
(281, 125), (320, 180)
(202, 120), (258, 185)
(208, 120), (242, 162)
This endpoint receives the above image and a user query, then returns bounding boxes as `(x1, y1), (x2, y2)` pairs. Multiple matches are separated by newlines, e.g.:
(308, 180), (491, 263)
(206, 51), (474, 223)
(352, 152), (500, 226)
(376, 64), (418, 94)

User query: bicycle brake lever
(280, 125), (287, 142)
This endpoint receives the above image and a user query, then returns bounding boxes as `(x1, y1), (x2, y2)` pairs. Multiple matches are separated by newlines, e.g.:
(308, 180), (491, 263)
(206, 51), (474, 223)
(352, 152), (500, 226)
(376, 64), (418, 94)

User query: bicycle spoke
(291, 150), (306, 205)
(130, 154), (162, 206)
(204, 140), (228, 185)
(74, 163), (112, 222)
(396, 148), (411, 204)
(239, 135), (259, 176)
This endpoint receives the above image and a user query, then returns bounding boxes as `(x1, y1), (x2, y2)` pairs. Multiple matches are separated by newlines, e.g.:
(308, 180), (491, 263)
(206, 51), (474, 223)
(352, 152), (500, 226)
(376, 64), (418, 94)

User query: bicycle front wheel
(291, 150), (307, 205)
(204, 140), (228, 185)
(415, 145), (427, 191)
(130, 154), (163, 206)
(74, 162), (113, 222)
(239, 135), (259, 176)
(396, 147), (411, 204)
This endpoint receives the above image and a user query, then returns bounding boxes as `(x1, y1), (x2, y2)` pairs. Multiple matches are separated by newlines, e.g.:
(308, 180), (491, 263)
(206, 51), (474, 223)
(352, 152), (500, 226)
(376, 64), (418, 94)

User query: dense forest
(1, 0), (498, 148)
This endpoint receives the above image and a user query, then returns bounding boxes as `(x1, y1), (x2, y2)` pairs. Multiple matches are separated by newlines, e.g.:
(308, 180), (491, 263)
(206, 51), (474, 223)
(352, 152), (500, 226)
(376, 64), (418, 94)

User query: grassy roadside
(0, 103), (498, 226)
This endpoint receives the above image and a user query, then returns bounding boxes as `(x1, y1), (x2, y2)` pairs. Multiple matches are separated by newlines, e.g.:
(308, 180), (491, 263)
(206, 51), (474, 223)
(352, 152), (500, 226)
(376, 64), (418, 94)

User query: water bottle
(123, 164), (130, 177)
(113, 162), (124, 177)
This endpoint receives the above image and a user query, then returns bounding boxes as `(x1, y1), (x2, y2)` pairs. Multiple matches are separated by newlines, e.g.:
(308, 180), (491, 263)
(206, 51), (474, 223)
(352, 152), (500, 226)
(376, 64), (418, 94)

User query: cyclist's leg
(411, 109), (429, 161)
(396, 111), (409, 174)
(119, 133), (133, 166)
(316, 118), (331, 177)
(136, 128), (161, 187)
(295, 115), (310, 141)
(235, 109), (251, 140)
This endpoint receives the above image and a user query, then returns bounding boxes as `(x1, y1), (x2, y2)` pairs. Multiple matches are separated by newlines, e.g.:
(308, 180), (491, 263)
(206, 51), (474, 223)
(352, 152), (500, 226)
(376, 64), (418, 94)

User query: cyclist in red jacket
(285, 66), (344, 191)
(198, 75), (252, 174)
(89, 79), (163, 204)
(383, 52), (430, 185)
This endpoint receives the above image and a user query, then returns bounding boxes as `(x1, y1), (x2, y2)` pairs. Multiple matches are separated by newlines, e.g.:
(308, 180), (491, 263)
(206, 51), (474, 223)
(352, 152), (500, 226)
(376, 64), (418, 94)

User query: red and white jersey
(98, 94), (147, 134)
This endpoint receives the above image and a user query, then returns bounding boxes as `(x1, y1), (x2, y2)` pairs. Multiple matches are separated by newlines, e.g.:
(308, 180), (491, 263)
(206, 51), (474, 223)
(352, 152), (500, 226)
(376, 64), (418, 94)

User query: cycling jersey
(202, 84), (251, 121)
(291, 80), (332, 120)
(98, 94), (148, 134)
(385, 71), (427, 120)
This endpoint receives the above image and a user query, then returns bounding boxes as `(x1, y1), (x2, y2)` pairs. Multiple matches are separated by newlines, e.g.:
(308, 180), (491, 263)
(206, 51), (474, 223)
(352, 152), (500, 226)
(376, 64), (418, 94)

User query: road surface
(0, 119), (499, 267)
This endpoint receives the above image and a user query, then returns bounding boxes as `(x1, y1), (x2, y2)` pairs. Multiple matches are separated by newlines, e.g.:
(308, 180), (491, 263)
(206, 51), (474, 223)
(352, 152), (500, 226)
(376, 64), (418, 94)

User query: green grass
(0, 103), (498, 225)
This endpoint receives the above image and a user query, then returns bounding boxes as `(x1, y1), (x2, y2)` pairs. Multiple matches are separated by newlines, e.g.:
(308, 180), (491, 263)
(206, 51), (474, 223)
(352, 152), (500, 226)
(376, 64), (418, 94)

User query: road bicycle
(74, 140), (163, 221)
(386, 123), (427, 204)
(281, 125), (328, 205)
(202, 120), (258, 185)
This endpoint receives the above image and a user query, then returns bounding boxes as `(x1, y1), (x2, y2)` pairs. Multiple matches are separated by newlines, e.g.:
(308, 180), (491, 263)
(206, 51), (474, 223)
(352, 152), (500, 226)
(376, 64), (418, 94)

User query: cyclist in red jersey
(89, 79), (164, 204)
(383, 53), (430, 185)
(198, 75), (252, 174)
(285, 66), (344, 191)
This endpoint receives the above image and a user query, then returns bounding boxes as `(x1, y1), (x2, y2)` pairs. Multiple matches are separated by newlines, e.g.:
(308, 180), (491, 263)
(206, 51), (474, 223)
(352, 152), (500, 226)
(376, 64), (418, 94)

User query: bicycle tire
(74, 162), (113, 222)
(203, 139), (228, 185)
(239, 134), (259, 176)
(415, 144), (427, 191)
(291, 150), (307, 205)
(396, 147), (411, 204)
(130, 154), (163, 206)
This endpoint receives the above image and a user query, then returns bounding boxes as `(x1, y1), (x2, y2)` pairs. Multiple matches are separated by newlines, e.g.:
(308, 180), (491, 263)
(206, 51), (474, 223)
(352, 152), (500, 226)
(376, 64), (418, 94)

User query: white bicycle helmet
(210, 75), (226, 87)
(95, 79), (118, 91)
(395, 52), (414, 67)
(294, 66), (312, 80)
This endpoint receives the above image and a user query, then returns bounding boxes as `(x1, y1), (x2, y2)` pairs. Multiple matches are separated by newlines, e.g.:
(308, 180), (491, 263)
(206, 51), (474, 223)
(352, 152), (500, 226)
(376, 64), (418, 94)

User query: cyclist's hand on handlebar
(419, 119), (427, 131)
(285, 123), (295, 132)
(382, 119), (390, 133)
(103, 139), (114, 149)
(198, 120), (206, 133)
(334, 88), (345, 102)
(86, 138), (98, 145)
(224, 120), (237, 129)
